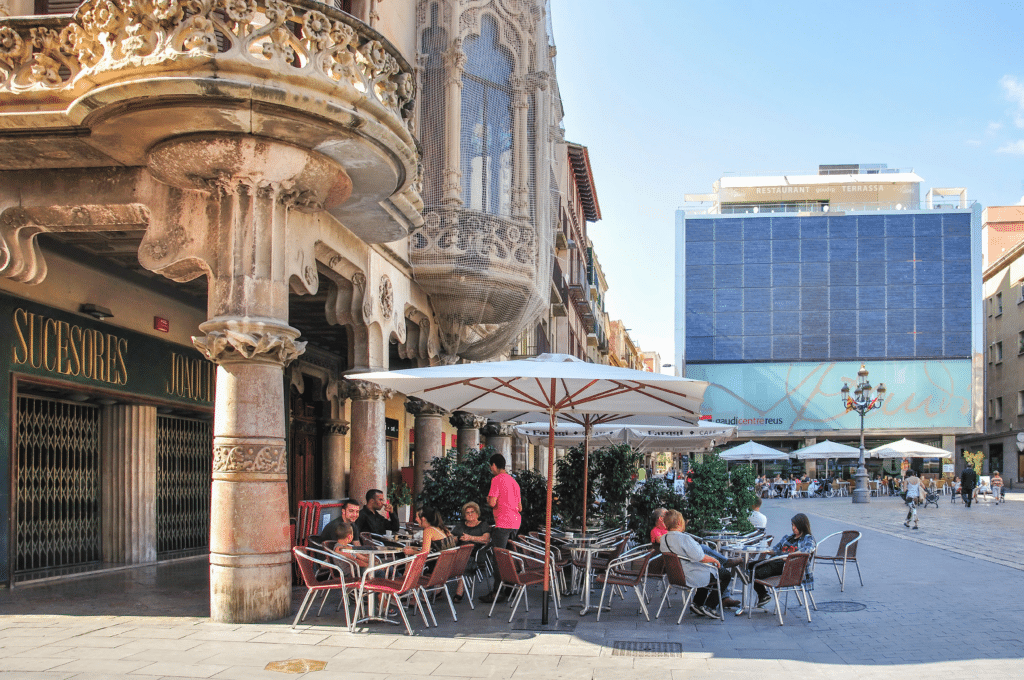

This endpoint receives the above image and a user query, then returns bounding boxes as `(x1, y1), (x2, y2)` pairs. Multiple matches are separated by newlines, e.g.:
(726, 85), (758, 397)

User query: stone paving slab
(1, 494), (1022, 678)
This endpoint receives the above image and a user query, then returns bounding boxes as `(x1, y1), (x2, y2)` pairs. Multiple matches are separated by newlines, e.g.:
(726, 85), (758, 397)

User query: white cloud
(1001, 75), (1024, 128)
(996, 140), (1024, 154)
(966, 139), (982, 146)
(987, 121), (1003, 133)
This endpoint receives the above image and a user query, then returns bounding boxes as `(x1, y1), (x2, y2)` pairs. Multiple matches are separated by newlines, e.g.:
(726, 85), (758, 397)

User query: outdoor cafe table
(720, 544), (773, 615)
(566, 543), (614, 616)
(333, 546), (406, 625)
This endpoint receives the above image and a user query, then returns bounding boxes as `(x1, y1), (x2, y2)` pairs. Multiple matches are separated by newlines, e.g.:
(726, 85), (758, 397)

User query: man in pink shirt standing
(480, 453), (521, 604)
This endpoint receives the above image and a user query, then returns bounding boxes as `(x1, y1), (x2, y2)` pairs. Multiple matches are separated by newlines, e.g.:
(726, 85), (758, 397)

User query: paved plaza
(0, 492), (1021, 680)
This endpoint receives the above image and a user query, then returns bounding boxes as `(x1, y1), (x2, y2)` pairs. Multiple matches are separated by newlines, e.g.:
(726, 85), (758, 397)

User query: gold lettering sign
(166, 352), (215, 403)
(11, 308), (129, 385)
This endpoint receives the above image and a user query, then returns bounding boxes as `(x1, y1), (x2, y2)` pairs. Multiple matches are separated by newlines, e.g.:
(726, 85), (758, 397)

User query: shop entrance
(288, 376), (324, 516)
(155, 414), (213, 558)
(13, 394), (102, 579)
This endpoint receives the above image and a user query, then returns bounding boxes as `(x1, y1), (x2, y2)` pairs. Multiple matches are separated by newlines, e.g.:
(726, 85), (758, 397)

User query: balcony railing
(510, 324), (550, 358)
(567, 258), (589, 304)
(551, 257), (568, 304)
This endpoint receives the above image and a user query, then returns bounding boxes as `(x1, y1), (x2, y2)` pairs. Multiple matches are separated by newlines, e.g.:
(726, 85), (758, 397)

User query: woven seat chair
(750, 552), (812, 626)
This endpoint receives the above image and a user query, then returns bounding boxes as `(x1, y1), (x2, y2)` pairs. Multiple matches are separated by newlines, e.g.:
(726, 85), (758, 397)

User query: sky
(549, 0), (1024, 365)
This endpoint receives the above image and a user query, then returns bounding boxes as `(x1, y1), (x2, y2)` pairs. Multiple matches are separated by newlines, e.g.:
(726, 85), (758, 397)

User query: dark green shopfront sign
(1, 290), (214, 408)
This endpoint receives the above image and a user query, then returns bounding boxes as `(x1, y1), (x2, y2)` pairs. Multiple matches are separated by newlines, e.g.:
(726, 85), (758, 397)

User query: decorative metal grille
(15, 395), (101, 575)
(156, 415), (212, 557)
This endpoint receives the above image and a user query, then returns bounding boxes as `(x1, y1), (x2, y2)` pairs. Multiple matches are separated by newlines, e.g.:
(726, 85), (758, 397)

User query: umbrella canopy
(355, 353), (709, 624)
(514, 421), (737, 452)
(790, 440), (862, 460)
(868, 438), (952, 459)
(718, 440), (789, 461)
(355, 353), (707, 419)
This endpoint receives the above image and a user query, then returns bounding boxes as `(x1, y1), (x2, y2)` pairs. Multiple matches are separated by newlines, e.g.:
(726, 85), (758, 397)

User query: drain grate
(511, 618), (578, 632)
(611, 641), (682, 657)
(814, 601), (867, 612)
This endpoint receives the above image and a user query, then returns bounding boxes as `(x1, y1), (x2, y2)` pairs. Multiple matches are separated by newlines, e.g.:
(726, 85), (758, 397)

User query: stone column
(512, 436), (529, 473)
(441, 40), (467, 206)
(536, 445), (549, 477)
(323, 419), (350, 499)
(346, 380), (394, 501)
(144, 135), (346, 624)
(405, 398), (446, 498)
(101, 403), (158, 564)
(450, 411), (487, 462)
(482, 421), (516, 468)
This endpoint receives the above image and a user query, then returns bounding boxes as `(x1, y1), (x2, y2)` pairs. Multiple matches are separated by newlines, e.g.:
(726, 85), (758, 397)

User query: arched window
(460, 16), (513, 216)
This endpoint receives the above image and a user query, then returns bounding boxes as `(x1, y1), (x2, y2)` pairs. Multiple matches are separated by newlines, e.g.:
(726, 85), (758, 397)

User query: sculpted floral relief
(0, 0), (414, 127)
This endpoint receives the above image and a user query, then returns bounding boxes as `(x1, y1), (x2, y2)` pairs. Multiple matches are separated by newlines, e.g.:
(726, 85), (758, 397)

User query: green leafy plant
(682, 452), (732, 537)
(593, 444), (644, 528)
(726, 464), (757, 533)
(511, 468), (549, 533)
(553, 445), (597, 529)
(418, 447), (495, 525)
(389, 477), (413, 507)
(627, 477), (685, 541)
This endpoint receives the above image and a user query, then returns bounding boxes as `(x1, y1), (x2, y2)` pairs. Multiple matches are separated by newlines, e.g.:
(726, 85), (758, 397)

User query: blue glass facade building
(675, 206), (983, 436)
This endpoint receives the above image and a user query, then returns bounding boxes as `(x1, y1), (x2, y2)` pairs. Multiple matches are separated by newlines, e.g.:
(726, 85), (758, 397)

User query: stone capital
(450, 411), (487, 430)
(323, 419), (350, 436)
(192, 317), (306, 367)
(481, 421), (516, 438)
(405, 397), (447, 417)
(343, 378), (395, 402)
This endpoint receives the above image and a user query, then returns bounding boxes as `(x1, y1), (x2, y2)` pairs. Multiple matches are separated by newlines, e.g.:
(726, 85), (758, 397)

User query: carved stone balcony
(0, 0), (421, 243)
(411, 206), (548, 360)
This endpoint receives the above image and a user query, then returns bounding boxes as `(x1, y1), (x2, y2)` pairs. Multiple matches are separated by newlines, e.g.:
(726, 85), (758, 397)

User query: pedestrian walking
(479, 453), (521, 604)
(903, 471), (920, 529)
(961, 462), (977, 508)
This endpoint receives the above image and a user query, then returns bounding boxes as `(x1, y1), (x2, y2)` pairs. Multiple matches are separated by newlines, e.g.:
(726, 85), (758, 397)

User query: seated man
(354, 488), (400, 538)
(659, 510), (733, 618)
(991, 471), (1004, 503)
(309, 497), (362, 549)
(749, 497), (767, 530)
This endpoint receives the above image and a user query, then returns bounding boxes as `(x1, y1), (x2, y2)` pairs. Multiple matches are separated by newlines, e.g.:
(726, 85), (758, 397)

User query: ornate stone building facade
(0, 0), (561, 622)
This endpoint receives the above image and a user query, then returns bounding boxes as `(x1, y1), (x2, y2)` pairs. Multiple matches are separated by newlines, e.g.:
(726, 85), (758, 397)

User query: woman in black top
(451, 501), (491, 601)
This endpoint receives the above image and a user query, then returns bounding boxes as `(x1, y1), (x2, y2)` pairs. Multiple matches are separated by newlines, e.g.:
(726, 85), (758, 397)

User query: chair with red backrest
(292, 546), (360, 629)
(351, 552), (430, 636)
(490, 548), (559, 623)
(418, 547), (461, 625)
(751, 552), (812, 626)
(445, 543), (477, 608)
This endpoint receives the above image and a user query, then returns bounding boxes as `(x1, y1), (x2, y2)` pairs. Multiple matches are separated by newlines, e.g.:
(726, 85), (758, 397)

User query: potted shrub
(390, 478), (414, 523)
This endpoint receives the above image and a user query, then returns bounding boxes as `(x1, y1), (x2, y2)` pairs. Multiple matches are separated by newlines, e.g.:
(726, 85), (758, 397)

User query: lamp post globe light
(840, 365), (886, 504)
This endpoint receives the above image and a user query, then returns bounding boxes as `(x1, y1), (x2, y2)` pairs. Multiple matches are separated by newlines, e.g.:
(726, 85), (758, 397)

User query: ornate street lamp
(840, 364), (886, 504)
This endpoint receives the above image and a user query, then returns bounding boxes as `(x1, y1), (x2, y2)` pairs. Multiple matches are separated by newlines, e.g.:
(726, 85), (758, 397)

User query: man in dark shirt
(310, 498), (362, 548)
(960, 463), (978, 508)
(354, 488), (400, 538)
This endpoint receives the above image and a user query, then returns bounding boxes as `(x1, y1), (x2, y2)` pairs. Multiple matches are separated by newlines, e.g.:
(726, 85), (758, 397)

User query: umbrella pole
(541, 406), (556, 625)
(581, 420), (591, 538)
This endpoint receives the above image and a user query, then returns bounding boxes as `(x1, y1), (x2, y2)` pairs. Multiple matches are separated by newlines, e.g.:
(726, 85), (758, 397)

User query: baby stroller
(923, 486), (940, 509)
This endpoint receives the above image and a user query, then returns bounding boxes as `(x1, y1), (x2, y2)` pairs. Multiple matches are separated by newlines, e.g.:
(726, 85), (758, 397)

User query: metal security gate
(14, 395), (101, 577)
(156, 415), (212, 558)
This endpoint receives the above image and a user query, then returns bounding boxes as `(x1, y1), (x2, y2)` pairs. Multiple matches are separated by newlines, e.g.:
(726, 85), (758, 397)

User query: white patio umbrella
(790, 440), (862, 478)
(869, 439), (952, 459)
(354, 353), (709, 623)
(718, 440), (788, 461)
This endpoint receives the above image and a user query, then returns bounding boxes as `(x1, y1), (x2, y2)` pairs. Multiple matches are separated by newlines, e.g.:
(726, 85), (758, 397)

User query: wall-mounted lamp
(80, 303), (113, 320)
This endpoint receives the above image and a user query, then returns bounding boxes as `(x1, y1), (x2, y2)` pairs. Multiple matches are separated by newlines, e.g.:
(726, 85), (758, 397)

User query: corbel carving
(343, 378), (395, 402)
(481, 421), (516, 438)
(192, 318), (306, 367)
(405, 397), (446, 417)
(449, 411), (487, 430)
